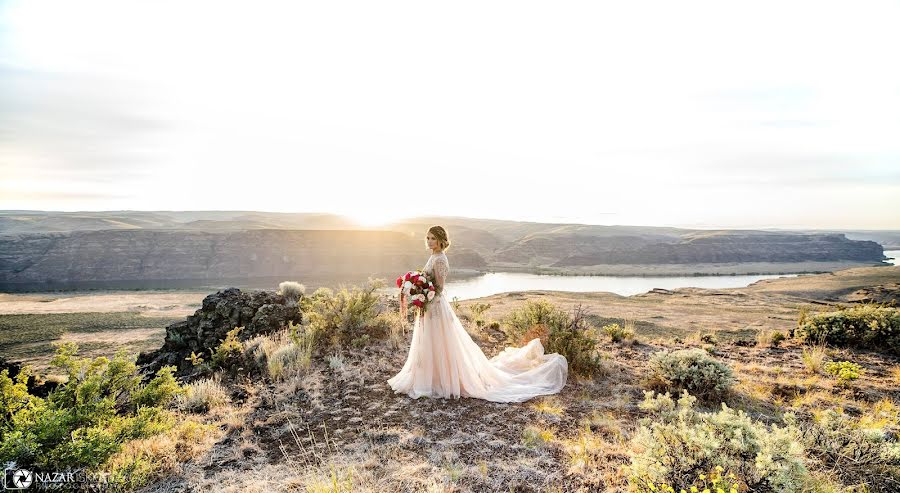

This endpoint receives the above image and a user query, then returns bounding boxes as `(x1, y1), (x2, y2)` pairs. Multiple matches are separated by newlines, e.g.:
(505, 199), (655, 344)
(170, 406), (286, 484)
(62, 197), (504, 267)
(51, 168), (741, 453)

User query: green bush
(796, 304), (900, 354)
(824, 361), (862, 387)
(300, 278), (386, 349)
(699, 332), (718, 345)
(602, 323), (634, 343)
(771, 331), (786, 346)
(628, 390), (810, 492)
(635, 466), (744, 493)
(468, 302), (491, 327)
(503, 300), (571, 346)
(211, 326), (244, 369)
(0, 343), (182, 470)
(504, 301), (605, 377)
(646, 348), (735, 401)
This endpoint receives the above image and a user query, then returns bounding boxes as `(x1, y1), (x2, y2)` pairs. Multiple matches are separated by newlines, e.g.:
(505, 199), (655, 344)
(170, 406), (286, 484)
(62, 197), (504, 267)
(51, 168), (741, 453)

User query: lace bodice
(425, 252), (449, 296)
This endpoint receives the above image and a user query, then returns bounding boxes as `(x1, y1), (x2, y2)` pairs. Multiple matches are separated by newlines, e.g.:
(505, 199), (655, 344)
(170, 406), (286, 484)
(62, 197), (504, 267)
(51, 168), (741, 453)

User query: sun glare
(344, 211), (405, 228)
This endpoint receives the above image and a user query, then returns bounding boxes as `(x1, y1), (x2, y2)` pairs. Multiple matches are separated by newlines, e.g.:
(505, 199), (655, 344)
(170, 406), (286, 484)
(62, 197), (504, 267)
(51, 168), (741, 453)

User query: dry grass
(530, 396), (565, 416)
(105, 418), (220, 487)
(890, 365), (900, 385)
(246, 324), (315, 381)
(177, 375), (230, 413)
(802, 341), (829, 374)
(521, 424), (557, 448)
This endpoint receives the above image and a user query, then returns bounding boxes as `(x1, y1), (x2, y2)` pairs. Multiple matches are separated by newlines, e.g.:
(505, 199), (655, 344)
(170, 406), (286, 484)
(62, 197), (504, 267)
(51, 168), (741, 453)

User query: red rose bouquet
(396, 268), (437, 320)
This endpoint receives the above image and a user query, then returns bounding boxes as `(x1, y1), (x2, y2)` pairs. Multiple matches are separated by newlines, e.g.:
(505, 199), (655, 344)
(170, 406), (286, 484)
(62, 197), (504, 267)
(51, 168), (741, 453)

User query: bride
(387, 226), (568, 403)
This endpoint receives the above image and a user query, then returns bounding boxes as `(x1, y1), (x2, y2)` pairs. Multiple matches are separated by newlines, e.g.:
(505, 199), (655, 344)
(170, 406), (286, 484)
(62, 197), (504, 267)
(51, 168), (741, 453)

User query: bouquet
(396, 268), (436, 320)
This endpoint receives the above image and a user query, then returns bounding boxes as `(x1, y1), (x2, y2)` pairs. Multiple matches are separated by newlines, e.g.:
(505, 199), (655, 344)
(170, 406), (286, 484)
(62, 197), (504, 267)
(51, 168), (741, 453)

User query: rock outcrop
(0, 229), (488, 285)
(491, 231), (886, 266)
(136, 287), (302, 376)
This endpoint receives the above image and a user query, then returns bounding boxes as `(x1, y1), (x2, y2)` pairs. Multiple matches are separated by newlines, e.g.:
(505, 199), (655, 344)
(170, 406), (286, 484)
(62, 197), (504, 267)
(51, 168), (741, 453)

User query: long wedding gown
(387, 251), (568, 403)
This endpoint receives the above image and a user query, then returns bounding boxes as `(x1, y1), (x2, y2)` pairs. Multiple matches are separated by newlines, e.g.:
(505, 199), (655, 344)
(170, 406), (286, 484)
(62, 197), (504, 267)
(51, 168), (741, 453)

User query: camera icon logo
(3, 468), (34, 489)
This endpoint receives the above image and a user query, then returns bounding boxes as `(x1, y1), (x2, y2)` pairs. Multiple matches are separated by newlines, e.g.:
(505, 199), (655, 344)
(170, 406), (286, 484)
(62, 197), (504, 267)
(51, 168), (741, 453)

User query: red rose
(396, 276), (403, 288)
(405, 272), (411, 281)
(413, 299), (423, 307)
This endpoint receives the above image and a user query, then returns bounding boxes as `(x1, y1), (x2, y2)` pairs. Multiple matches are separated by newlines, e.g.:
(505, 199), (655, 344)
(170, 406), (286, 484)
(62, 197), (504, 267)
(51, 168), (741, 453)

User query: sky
(1, 0), (898, 230)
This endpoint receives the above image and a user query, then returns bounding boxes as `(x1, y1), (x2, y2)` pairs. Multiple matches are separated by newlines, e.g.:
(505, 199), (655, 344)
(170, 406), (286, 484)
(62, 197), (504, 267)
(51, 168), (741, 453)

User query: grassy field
(0, 311), (182, 372)
(1, 265), (898, 491)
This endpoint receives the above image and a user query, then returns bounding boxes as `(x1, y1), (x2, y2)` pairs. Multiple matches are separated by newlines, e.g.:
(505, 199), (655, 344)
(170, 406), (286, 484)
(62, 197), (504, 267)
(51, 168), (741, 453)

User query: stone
(137, 287), (302, 377)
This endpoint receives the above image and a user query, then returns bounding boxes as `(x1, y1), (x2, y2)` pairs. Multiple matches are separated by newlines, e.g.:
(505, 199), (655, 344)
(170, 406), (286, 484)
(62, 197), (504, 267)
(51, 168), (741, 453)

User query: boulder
(136, 287), (302, 376)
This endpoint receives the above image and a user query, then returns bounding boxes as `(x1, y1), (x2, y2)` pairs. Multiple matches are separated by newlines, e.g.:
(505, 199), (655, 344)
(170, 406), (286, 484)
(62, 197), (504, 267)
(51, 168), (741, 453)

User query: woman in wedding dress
(387, 226), (568, 403)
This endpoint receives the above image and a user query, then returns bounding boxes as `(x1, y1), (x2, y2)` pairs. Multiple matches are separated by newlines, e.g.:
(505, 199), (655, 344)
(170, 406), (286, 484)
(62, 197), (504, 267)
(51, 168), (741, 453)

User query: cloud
(0, 0), (898, 228)
(0, 64), (170, 181)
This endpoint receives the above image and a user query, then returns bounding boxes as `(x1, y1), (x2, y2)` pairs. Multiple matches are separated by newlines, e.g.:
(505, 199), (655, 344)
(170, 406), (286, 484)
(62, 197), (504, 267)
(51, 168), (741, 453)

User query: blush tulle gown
(387, 251), (568, 403)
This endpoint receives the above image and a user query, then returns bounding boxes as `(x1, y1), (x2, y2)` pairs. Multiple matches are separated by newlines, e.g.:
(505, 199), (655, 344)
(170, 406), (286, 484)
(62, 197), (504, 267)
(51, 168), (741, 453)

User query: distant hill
(0, 211), (892, 284)
(0, 229), (487, 284)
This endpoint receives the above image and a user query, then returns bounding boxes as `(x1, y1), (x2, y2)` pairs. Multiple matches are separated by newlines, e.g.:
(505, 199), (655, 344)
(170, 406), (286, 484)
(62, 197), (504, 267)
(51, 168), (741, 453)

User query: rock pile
(137, 287), (302, 376)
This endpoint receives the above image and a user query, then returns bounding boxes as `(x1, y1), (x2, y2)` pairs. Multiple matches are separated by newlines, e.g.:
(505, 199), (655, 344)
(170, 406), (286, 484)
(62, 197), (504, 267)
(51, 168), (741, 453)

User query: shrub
(277, 281), (306, 306)
(635, 466), (744, 493)
(468, 302), (491, 327)
(104, 418), (217, 490)
(503, 300), (570, 346)
(628, 390), (810, 492)
(800, 409), (900, 491)
(646, 348), (735, 401)
(0, 343), (183, 470)
(796, 304), (900, 354)
(547, 305), (605, 378)
(211, 326), (244, 369)
(328, 353), (344, 370)
(132, 365), (184, 409)
(300, 278), (386, 348)
(602, 323), (634, 343)
(505, 301), (605, 378)
(824, 361), (862, 387)
(699, 332), (717, 345)
(350, 334), (371, 348)
(517, 323), (550, 347)
(186, 351), (204, 367)
(771, 331), (786, 346)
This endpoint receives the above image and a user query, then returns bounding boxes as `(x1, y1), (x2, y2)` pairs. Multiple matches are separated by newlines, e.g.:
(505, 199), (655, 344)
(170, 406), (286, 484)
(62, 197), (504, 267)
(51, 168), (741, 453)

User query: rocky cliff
(492, 230), (886, 266)
(0, 225), (886, 285)
(0, 229), (485, 284)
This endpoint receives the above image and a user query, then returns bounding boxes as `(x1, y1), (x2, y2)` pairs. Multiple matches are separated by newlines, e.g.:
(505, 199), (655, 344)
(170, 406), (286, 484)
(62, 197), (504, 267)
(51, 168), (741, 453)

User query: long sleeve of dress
(432, 255), (449, 297)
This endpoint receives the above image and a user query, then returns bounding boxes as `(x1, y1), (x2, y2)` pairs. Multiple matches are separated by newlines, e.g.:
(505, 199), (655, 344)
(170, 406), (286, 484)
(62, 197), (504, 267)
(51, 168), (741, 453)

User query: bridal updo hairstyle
(428, 225), (451, 252)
